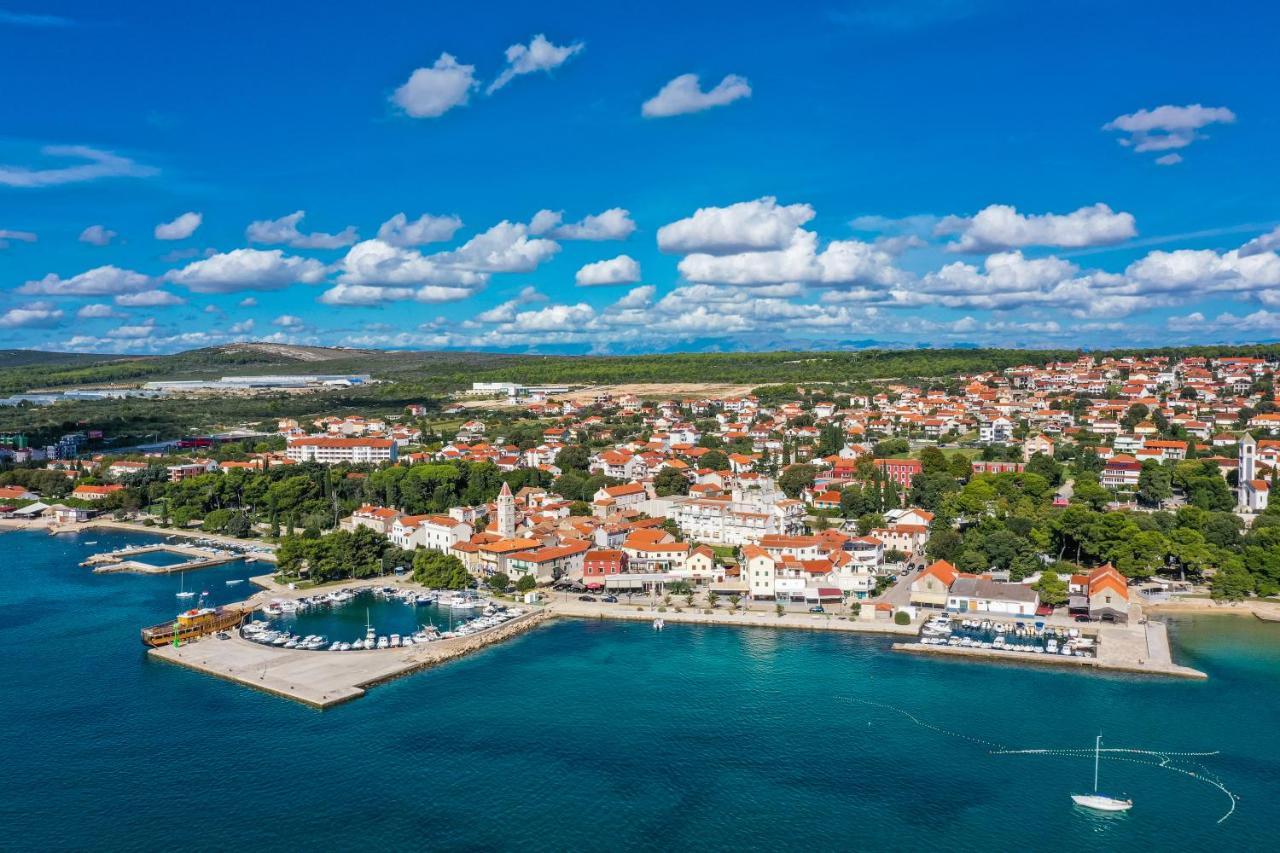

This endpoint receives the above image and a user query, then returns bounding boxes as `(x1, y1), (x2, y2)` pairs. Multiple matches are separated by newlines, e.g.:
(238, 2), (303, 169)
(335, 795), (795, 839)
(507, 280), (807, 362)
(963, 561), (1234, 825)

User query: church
(1237, 433), (1270, 513)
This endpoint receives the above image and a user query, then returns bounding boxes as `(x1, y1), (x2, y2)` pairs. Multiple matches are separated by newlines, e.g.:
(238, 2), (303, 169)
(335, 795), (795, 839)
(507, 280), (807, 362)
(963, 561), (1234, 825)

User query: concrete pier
(83, 543), (246, 574)
(149, 607), (551, 708)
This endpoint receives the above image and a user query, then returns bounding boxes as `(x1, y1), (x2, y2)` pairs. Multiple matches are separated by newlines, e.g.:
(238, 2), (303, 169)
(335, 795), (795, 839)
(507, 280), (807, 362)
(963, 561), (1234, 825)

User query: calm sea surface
(2, 528), (1278, 851)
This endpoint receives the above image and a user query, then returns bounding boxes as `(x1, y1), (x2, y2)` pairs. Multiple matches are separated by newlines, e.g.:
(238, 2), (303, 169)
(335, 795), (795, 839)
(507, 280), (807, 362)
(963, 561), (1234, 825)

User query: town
(3, 351), (1276, 646)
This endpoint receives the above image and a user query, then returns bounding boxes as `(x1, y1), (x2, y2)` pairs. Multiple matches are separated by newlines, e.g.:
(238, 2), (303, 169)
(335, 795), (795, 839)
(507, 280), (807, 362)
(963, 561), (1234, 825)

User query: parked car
(809, 605), (825, 613)
(1074, 614), (1095, 623)
(602, 595), (618, 603)
(578, 594), (597, 602)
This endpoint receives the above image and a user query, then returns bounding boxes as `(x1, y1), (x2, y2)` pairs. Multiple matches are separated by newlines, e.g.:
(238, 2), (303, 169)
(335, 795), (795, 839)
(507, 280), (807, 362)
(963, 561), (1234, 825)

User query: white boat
(1072, 735), (1133, 812)
(653, 618), (664, 631)
(377, 636), (389, 649)
(176, 574), (196, 598)
(225, 579), (244, 586)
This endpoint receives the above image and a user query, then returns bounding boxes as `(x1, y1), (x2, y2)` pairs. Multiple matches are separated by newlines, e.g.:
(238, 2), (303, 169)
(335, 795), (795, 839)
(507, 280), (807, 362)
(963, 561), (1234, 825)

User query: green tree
(488, 571), (510, 592)
(1032, 570), (1068, 606)
(1137, 462), (1173, 507)
(1211, 563), (1255, 601)
(654, 467), (690, 496)
(515, 574), (537, 593)
(777, 464), (819, 499)
(412, 550), (470, 589)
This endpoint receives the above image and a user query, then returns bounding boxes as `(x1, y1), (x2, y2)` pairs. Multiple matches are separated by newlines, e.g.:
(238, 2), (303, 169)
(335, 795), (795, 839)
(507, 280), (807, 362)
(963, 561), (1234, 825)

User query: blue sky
(1, 0), (1278, 353)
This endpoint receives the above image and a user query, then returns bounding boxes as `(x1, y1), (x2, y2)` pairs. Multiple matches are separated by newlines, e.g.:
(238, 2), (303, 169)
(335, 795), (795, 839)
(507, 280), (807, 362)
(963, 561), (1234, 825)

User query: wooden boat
(141, 607), (244, 647)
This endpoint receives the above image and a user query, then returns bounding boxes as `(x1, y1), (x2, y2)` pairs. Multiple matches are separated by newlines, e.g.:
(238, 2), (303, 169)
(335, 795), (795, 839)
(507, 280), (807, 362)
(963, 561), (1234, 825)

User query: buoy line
(841, 696), (1237, 824)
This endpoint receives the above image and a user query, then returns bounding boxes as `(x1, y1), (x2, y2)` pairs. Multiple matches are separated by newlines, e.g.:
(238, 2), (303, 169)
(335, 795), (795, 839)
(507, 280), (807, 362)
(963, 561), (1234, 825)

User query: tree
(654, 467), (690, 497)
(1024, 452), (1063, 486)
(1137, 462), (1173, 507)
(700, 449), (729, 471)
(729, 594), (742, 611)
(1211, 562), (1255, 601)
(1032, 570), (1068, 606)
(488, 572), (510, 592)
(515, 574), (537, 594)
(413, 550), (470, 589)
(777, 464), (819, 499)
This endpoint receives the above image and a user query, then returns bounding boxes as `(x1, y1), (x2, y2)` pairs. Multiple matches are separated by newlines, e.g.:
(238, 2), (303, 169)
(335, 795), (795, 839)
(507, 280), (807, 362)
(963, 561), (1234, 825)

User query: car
(1073, 614), (1094, 623)
(809, 605), (825, 613)
(215, 632), (231, 640)
(602, 595), (618, 603)
(578, 594), (597, 602)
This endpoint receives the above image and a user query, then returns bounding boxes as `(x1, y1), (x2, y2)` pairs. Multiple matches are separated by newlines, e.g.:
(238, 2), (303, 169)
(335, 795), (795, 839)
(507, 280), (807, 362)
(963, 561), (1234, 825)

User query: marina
(81, 541), (267, 574)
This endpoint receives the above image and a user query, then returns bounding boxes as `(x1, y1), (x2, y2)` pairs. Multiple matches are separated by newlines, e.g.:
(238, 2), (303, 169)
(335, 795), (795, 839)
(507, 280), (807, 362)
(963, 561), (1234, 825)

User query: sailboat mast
(1094, 735), (1101, 793)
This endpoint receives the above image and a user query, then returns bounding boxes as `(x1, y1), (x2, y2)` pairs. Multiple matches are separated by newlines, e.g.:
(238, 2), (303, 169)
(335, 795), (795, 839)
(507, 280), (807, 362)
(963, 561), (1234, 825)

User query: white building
(1238, 433), (1270, 513)
(286, 436), (397, 465)
(390, 514), (473, 551)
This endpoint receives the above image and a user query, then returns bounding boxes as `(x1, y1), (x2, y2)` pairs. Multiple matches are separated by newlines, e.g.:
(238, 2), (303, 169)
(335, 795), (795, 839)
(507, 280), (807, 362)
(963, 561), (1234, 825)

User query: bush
(894, 611), (911, 625)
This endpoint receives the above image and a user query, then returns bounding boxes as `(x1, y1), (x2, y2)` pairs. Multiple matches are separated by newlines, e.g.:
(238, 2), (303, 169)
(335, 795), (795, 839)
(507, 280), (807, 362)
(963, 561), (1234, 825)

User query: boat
(1071, 735), (1133, 812)
(653, 618), (664, 631)
(140, 606), (245, 647)
(176, 573), (196, 599)
(225, 579), (244, 586)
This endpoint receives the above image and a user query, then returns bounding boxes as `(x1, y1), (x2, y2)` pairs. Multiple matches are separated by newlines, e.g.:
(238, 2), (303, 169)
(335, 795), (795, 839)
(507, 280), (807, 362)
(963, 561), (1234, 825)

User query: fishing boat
(140, 606), (244, 647)
(1071, 735), (1133, 812)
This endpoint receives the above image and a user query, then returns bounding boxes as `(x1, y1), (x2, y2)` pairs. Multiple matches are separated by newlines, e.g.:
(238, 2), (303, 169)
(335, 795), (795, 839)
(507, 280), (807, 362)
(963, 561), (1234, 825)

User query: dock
(148, 606), (551, 708)
(893, 620), (1206, 680)
(82, 543), (249, 574)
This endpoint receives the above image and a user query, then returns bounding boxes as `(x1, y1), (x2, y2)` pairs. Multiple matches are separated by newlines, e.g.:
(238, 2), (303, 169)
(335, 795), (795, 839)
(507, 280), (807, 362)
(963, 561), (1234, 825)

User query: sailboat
(1071, 735), (1133, 812)
(176, 572), (196, 598)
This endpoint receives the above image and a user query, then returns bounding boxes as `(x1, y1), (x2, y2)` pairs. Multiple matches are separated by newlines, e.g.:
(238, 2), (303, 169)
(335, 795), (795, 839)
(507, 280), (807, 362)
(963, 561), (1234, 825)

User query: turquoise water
(3, 529), (1279, 851)
(260, 589), (481, 641)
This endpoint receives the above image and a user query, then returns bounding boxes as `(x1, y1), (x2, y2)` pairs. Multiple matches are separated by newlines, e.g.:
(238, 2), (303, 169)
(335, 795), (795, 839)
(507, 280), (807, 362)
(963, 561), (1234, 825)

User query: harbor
(82, 542), (253, 574)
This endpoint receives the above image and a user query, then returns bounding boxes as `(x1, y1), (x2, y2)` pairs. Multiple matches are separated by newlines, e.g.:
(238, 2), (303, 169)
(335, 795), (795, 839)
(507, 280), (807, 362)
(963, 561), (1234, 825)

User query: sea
(2, 527), (1278, 851)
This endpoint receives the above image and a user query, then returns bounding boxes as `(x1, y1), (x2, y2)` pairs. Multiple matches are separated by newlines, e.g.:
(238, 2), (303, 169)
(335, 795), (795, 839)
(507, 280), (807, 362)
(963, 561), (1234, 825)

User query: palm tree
(729, 594), (741, 611)
(707, 590), (719, 609)
(684, 591), (695, 608)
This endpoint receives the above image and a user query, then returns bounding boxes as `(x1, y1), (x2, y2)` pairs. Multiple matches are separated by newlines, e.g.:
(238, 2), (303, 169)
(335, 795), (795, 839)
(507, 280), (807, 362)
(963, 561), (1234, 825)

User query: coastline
(546, 596), (920, 636)
(43, 518), (279, 562)
(1147, 596), (1280, 622)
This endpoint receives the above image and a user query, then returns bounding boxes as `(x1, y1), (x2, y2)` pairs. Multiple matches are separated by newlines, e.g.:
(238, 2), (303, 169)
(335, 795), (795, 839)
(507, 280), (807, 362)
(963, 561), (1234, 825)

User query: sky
(1, 0), (1278, 354)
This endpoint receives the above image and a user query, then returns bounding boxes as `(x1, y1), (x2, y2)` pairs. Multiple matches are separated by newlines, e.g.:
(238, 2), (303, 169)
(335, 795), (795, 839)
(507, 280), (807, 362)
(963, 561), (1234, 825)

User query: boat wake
(841, 696), (1238, 824)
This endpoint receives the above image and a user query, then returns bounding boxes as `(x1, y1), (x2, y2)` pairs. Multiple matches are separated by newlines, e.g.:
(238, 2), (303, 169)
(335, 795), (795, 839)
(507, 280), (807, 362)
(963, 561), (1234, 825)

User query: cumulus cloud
(229, 319), (255, 335)
(376, 212), (463, 246)
(642, 73), (751, 118)
(0, 228), (36, 248)
(576, 254), (641, 286)
(76, 303), (123, 319)
(612, 285), (656, 310)
(238, 296), (257, 308)
(1104, 104), (1236, 159)
(392, 53), (477, 118)
(115, 290), (185, 307)
(937, 203), (1137, 253)
(154, 211), (202, 240)
(273, 314), (304, 328)
(247, 210), (358, 249)
(318, 283), (476, 306)
(20, 265), (152, 296)
(658, 197), (815, 255)
(108, 319), (157, 339)
(78, 224), (116, 246)
(0, 145), (157, 188)
(530, 207), (635, 241)
(428, 221), (559, 273)
(474, 286), (548, 322)
(1124, 247), (1280, 298)
(0, 301), (64, 328)
(678, 229), (905, 288)
(164, 248), (327, 294)
(337, 239), (490, 289)
(1239, 226), (1280, 258)
(487, 34), (583, 94)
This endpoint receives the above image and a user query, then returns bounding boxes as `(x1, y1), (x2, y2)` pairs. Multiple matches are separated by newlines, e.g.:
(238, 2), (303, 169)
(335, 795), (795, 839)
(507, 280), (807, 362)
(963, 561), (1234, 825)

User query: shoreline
(547, 597), (920, 637)
(1147, 597), (1280, 622)
(46, 518), (278, 562)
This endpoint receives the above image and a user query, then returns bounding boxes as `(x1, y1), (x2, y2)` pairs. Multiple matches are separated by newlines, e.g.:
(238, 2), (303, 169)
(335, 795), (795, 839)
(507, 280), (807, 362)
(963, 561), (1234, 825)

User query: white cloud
(238, 296), (257, 308)
(658, 197), (815, 255)
(273, 314), (304, 328)
(165, 248), (327, 293)
(229, 319), (255, 335)
(1104, 104), (1236, 158)
(612, 285), (656, 309)
(576, 254), (641, 286)
(20, 265), (152, 296)
(0, 145), (156, 188)
(318, 283), (476, 306)
(247, 210), (358, 249)
(938, 203), (1137, 253)
(78, 224), (116, 246)
(1124, 247), (1280, 297)
(1239, 226), (1280, 258)
(678, 229), (905, 288)
(530, 207), (635, 241)
(154, 211), (202, 240)
(115, 290), (185, 307)
(108, 319), (157, 339)
(338, 239), (489, 289)
(1155, 153), (1183, 166)
(510, 303), (597, 332)
(487, 34), (583, 94)
(642, 73), (751, 118)
(428, 221), (559, 273)
(0, 301), (64, 327)
(391, 53), (477, 118)
(0, 228), (36, 248)
(76, 303), (122, 319)
(474, 286), (548, 322)
(376, 212), (463, 246)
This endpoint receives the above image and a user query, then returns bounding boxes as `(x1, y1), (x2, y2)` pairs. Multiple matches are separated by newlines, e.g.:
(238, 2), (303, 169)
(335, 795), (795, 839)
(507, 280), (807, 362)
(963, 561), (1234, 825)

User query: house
(71, 484), (124, 501)
(946, 576), (1039, 615)
(909, 560), (957, 608)
(1101, 454), (1141, 488)
(107, 460), (149, 480)
(582, 549), (628, 588)
(874, 458), (922, 488)
(507, 540), (591, 584)
(1069, 563), (1130, 623)
(592, 482), (649, 514)
(1023, 434), (1055, 461)
(0, 485), (37, 502)
(341, 504), (402, 535)
(390, 514), (472, 552)
(742, 545), (777, 600)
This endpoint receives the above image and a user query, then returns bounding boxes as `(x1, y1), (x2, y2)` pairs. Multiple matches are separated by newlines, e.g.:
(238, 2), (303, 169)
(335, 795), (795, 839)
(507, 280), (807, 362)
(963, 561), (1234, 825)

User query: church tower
(1239, 432), (1256, 508)
(497, 481), (516, 538)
